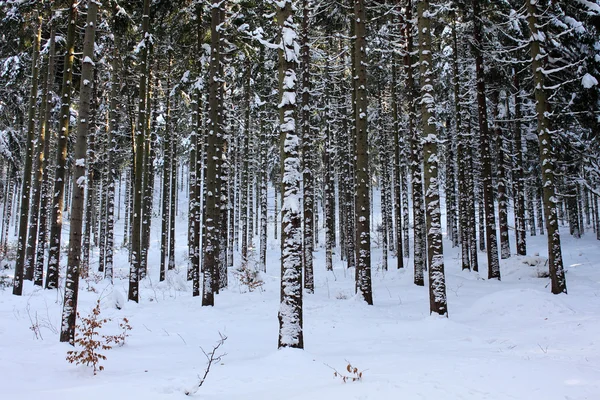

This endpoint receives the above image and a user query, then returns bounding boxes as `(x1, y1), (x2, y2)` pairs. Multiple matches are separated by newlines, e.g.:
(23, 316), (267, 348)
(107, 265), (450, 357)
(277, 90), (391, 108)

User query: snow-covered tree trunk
(13, 12), (42, 295)
(405, 0), (426, 286)
(526, 0), (567, 295)
(512, 71), (527, 256)
(452, 15), (470, 271)
(61, 0), (98, 343)
(241, 70), (250, 263)
(324, 49), (334, 272)
(168, 98), (178, 272)
(277, 0), (304, 348)
(493, 92), (511, 259)
(472, 0), (500, 280)
(202, 0), (223, 306)
(130, 0), (151, 302)
(594, 194), (600, 241)
(301, 0), (314, 293)
(353, 0), (372, 304)
(160, 48), (173, 282)
(417, 0), (447, 316)
(45, 1), (78, 291)
(31, 14), (56, 287)
(391, 52), (404, 268)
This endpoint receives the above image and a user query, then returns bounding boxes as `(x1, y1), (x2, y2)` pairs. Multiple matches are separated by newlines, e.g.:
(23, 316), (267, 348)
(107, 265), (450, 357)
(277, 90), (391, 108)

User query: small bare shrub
(234, 251), (264, 292)
(0, 272), (10, 290)
(327, 361), (365, 383)
(185, 333), (228, 395)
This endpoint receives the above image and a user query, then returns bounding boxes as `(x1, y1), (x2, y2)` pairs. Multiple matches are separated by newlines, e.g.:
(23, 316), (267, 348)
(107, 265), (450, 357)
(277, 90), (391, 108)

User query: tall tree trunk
(45, 2), (78, 291)
(493, 92), (511, 259)
(130, 0), (151, 302)
(160, 50), (172, 282)
(301, 0), (314, 292)
(354, 0), (372, 304)
(473, 0), (500, 280)
(512, 70), (527, 255)
(277, 0), (304, 348)
(60, 0), (98, 343)
(404, 0), (426, 286)
(31, 14), (56, 287)
(13, 13), (42, 294)
(452, 15), (470, 271)
(105, 10), (124, 282)
(202, 0), (222, 306)
(241, 70), (250, 263)
(418, 0), (448, 316)
(526, 0), (567, 294)
(391, 50), (404, 268)
(168, 97), (178, 271)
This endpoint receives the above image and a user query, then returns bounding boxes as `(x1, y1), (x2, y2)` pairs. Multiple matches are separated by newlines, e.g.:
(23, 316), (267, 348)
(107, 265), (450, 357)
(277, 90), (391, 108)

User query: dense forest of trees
(0, 0), (599, 349)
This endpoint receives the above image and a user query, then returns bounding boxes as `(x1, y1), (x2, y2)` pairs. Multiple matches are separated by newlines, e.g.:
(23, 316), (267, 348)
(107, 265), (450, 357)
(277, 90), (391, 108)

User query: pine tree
(61, 0), (99, 344)
(277, 0), (304, 349)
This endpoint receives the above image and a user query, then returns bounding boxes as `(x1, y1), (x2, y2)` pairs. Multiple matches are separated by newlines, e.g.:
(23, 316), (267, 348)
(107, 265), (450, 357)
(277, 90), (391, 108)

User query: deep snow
(1, 185), (599, 400)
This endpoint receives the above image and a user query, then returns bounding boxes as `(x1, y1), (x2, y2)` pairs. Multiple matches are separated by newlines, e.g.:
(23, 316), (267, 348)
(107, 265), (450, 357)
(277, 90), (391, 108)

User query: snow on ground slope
(1, 207), (600, 399)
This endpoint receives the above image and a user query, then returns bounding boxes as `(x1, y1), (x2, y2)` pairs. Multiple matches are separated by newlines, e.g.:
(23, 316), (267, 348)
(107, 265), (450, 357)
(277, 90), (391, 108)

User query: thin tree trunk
(14, 13), (42, 294)
(130, 0), (151, 302)
(494, 92), (511, 259)
(160, 49), (172, 282)
(31, 15), (56, 287)
(391, 50), (403, 268)
(202, 0), (222, 306)
(354, 0), (372, 304)
(60, 0), (98, 343)
(404, 0), (426, 286)
(473, 0), (500, 280)
(301, 0), (314, 292)
(513, 71), (527, 255)
(45, 2), (77, 291)
(526, 0), (567, 294)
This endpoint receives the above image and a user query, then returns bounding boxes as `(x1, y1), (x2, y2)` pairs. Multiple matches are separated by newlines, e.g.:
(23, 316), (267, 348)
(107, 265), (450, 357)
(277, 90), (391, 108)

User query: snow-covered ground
(1, 187), (599, 400)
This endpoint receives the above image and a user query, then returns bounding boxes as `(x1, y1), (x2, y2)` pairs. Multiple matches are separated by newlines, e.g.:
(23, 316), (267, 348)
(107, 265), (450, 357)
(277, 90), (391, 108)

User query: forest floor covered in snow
(1, 204), (600, 400)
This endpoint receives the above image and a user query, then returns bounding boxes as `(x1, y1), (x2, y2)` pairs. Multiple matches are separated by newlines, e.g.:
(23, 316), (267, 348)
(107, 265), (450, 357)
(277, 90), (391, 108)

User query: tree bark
(60, 0), (98, 343)
(301, 0), (314, 292)
(277, 0), (304, 348)
(472, 0), (500, 280)
(418, 0), (448, 316)
(353, 0), (372, 304)
(13, 13), (42, 294)
(45, 2), (78, 291)
(130, 0), (151, 302)
(526, 0), (567, 294)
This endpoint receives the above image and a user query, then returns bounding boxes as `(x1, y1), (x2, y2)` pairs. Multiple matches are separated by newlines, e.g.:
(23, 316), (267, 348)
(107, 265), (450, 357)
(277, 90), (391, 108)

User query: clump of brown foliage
(66, 300), (132, 375)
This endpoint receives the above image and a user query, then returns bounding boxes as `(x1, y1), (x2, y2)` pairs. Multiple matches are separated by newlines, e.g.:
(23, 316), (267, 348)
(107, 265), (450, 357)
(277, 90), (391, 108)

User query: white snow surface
(582, 73), (598, 89)
(1, 185), (600, 400)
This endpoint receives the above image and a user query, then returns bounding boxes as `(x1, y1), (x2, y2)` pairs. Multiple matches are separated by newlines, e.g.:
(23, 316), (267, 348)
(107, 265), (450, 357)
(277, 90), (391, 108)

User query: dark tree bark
(301, 0), (314, 292)
(354, 0), (372, 305)
(60, 0), (98, 344)
(404, 0), (426, 286)
(31, 12), (56, 287)
(472, 0), (500, 280)
(45, 2), (78, 291)
(202, 0), (222, 306)
(512, 71), (527, 255)
(130, 0), (151, 302)
(526, 0), (567, 294)
(14, 13), (42, 294)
